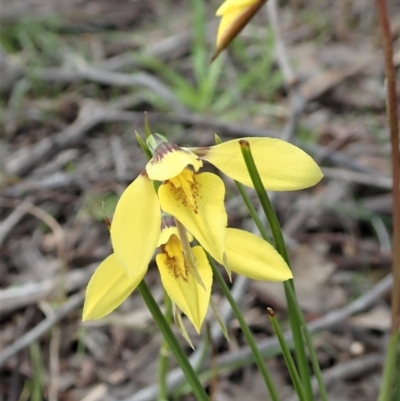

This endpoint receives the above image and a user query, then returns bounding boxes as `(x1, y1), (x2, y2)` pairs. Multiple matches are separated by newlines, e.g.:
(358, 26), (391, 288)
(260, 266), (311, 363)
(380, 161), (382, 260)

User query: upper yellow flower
(213, 0), (267, 61)
(83, 136), (323, 332)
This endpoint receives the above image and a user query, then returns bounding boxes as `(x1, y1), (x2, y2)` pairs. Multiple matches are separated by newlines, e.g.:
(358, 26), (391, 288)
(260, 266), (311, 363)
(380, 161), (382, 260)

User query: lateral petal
(158, 171), (227, 263)
(111, 173), (161, 279)
(146, 143), (202, 181)
(83, 254), (143, 321)
(225, 228), (292, 281)
(156, 241), (212, 333)
(157, 225), (194, 247)
(199, 137), (323, 191)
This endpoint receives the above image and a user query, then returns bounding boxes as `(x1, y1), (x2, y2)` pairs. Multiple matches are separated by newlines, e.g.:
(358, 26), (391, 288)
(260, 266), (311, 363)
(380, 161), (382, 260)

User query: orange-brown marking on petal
(150, 142), (181, 165)
(161, 235), (189, 281)
(167, 170), (202, 214)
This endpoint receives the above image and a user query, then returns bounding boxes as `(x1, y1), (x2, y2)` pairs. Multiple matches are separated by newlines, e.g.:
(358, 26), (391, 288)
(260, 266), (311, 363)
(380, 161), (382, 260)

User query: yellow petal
(225, 228), (292, 281)
(157, 225), (193, 247)
(111, 173), (161, 279)
(156, 239), (212, 333)
(158, 171), (227, 263)
(216, 0), (257, 15)
(83, 254), (143, 321)
(199, 137), (323, 191)
(146, 143), (202, 181)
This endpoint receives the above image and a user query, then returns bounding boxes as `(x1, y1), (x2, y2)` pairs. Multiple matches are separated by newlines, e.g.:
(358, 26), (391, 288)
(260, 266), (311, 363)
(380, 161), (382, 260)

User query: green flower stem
(138, 281), (209, 401)
(234, 181), (271, 242)
(210, 257), (282, 401)
(378, 329), (400, 401)
(215, 133), (271, 243)
(173, 329), (211, 398)
(301, 327), (328, 401)
(285, 283), (328, 401)
(267, 308), (307, 401)
(238, 141), (288, 260)
(239, 140), (315, 401)
(157, 295), (172, 401)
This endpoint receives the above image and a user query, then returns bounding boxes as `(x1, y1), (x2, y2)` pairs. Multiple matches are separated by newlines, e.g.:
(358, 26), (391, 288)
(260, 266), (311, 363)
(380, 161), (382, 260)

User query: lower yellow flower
(83, 224), (292, 332)
(156, 233), (212, 332)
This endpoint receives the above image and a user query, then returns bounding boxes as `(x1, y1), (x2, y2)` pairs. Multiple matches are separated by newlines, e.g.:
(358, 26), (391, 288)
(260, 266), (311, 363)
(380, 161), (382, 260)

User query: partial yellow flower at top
(212, 0), (267, 61)
(83, 135), (323, 332)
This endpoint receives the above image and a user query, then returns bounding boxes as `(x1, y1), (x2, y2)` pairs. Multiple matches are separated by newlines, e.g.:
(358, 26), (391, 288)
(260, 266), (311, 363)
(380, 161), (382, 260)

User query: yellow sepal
(201, 137), (323, 191)
(111, 173), (161, 279)
(225, 228), (293, 281)
(83, 254), (143, 321)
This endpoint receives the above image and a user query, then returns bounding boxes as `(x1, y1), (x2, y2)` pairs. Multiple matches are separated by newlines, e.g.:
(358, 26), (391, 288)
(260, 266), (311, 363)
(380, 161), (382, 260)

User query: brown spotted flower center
(163, 234), (189, 281)
(167, 169), (200, 214)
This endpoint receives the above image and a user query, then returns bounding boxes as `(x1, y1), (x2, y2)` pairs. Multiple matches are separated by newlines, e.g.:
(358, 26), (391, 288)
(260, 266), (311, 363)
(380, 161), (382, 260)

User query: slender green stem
(301, 327), (328, 401)
(394, 352), (400, 401)
(157, 295), (172, 401)
(378, 329), (400, 401)
(173, 330), (212, 398)
(237, 141), (289, 261)
(285, 283), (328, 401)
(267, 308), (307, 401)
(234, 181), (271, 242)
(283, 285), (313, 401)
(138, 281), (209, 401)
(30, 342), (44, 401)
(239, 140), (315, 400)
(210, 257), (282, 401)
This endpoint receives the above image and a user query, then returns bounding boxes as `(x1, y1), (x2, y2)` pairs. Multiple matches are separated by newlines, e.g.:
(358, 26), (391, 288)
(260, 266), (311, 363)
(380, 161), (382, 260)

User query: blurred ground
(0, 0), (399, 400)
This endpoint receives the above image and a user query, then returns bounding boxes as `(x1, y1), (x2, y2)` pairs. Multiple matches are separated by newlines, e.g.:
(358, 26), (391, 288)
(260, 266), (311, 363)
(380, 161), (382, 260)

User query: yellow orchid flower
(111, 140), (228, 281)
(83, 221), (293, 332)
(212, 0), (267, 61)
(83, 136), (322, 332)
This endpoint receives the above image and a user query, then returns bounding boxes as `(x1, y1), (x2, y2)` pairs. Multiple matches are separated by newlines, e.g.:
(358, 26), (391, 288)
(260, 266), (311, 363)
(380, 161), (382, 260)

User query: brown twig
(4, 104), (386, 181)
(374, 0), (400, 333)
(0, 263), (96, 314)
(0, 197), (67, 265)
(285, 353), (383, 401)
(322, 167), (392, 190)
(374, 1), (400, 399)
(0, 291), (84, 368)
(266, 0), (305, 142)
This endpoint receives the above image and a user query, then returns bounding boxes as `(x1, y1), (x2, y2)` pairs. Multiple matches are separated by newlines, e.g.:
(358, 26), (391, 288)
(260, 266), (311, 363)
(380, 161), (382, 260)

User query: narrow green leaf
(210, 257), (282, 401)
(239, 140), (316, 400)
(138, 280), (210, 401)
(267, 308), (307, 401)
